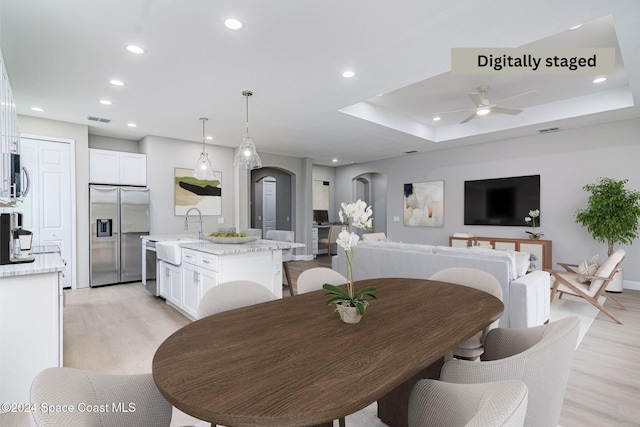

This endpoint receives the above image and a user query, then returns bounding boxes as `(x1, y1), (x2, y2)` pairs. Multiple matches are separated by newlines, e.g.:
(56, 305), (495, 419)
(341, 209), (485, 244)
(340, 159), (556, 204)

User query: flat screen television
(464, 175), (540, 226)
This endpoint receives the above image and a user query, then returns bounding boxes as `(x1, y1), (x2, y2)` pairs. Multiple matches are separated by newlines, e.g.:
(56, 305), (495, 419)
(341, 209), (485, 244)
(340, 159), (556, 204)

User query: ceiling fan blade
(467, 92), (483, 107)
(460, 112), (478, 124)
(494, 90), (537, 105)
(491, 107), (522, 115)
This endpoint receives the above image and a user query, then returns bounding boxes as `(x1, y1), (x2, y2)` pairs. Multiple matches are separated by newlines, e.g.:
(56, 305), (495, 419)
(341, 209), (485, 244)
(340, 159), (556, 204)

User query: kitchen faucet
(184, 207), (203, 239)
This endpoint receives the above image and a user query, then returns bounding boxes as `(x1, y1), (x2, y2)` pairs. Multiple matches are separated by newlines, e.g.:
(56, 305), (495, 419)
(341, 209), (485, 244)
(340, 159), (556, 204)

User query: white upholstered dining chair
(296, 267), (348, 294)
(439, 316), (580, 427)
(266, 229), (295, 296)
(198, 280), (277, 318)
(28, 367), (172, 427)
(429, 267), (503, 359)
(408, 379), (528, 427)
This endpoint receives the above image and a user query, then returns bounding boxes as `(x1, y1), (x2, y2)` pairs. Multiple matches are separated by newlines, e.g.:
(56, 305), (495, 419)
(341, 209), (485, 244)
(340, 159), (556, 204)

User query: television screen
(464, 175), (540, 226)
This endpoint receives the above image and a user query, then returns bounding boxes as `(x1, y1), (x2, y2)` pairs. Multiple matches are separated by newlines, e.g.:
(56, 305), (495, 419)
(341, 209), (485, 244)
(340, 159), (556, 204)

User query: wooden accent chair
(430, 267), (503, 360)
(318, 224), (342, 256)
(409, 379), (528, 427)
(198, 280), (277, 318)
(440, 317), (580, 427)
(297, 267), (348, 294)
(547, 249), (626, 324)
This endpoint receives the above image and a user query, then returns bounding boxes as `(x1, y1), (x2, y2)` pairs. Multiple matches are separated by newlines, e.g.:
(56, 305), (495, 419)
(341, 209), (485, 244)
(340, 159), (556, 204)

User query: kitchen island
(148, 237), (303, 320)
(0, 251), (65, 407)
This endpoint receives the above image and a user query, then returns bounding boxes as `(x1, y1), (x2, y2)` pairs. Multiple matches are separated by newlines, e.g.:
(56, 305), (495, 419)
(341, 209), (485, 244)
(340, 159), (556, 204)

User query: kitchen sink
(156, 239), (198, 265)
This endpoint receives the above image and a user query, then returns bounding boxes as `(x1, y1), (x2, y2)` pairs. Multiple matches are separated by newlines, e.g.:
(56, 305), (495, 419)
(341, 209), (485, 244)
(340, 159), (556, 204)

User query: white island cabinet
(154, 239), (303, 321)
(0, 253), (65, 409)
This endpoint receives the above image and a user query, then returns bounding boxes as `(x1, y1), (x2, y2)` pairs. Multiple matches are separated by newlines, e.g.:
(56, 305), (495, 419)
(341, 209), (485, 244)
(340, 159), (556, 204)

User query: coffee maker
(0, 213), (35, 264)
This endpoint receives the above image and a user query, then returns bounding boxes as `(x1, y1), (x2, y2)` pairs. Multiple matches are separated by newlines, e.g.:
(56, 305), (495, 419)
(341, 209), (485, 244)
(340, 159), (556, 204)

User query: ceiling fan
(439, 85), (537, 124)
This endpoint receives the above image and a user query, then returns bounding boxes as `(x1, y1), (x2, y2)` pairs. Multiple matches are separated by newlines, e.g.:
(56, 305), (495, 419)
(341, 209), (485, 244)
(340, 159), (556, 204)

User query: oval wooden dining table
(152, 277), (503, 427)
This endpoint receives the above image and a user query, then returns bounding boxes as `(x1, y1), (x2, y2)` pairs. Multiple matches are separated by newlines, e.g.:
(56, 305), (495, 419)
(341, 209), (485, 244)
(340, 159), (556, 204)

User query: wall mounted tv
(464, 175), (540, 226)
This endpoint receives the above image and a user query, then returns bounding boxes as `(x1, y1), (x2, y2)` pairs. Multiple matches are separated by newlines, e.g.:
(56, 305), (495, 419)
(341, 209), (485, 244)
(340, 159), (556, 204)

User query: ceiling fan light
(476, 108), (491, 116)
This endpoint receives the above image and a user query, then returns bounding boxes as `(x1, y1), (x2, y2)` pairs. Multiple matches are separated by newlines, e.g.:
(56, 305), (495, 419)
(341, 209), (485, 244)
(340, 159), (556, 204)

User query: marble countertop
(0, 252), (66, 278)
(180, 239), (305, 256)
(141, 234), (201, 242)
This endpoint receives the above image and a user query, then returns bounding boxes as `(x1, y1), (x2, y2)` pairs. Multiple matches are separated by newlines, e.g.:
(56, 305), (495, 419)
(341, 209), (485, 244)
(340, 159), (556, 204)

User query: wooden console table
(449, 235), (552, 271)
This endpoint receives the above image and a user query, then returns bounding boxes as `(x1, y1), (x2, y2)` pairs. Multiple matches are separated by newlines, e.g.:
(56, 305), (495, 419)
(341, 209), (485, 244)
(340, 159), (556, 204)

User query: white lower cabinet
(179, 250), (219, 320)
(158, 260), (182, 306)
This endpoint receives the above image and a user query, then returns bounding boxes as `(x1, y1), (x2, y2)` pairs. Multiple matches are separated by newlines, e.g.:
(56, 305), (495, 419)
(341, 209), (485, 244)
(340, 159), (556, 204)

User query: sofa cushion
(434, 246), (518, 281)
(514, 251), (531, 278)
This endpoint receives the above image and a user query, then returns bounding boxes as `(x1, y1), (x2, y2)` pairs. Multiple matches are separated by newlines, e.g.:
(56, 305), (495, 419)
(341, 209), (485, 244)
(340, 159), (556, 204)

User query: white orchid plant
(323, 200), (377, 315)
(524, 209), (543, 239)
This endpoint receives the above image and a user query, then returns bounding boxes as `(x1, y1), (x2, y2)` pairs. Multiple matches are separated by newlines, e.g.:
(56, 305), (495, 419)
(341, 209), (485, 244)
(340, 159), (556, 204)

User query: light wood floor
(63, 256), (640, 426)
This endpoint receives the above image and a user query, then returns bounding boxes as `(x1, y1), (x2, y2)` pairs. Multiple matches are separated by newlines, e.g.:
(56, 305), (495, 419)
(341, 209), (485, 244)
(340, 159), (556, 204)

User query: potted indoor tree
(575, 177), (640, 291)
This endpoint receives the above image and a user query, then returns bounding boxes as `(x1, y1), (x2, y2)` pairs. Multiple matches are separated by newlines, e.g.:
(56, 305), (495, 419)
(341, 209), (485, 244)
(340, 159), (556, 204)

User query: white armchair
(29, 367), (172, 427)
(409, 379), (528, 427)
(440, 316), (580, 427)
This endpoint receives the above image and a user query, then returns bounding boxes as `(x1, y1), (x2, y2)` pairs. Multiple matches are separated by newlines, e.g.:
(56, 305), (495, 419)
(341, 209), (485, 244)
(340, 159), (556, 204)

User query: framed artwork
(174, 167), (222, 215)
(403, 180), (444, 227)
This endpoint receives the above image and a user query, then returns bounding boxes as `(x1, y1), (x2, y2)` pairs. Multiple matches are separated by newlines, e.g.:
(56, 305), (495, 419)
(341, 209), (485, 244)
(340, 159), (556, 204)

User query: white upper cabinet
(89, 148), (147, 186)
(0, 49), (22, 206)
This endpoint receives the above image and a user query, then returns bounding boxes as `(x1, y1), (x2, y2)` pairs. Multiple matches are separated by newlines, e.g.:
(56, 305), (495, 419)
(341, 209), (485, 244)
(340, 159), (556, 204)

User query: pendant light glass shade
(233, 90), (262, 169)
(193, 117), (215, 181)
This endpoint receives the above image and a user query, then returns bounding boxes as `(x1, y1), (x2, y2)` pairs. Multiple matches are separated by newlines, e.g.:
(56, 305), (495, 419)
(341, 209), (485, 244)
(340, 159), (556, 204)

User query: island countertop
(0, 252), (66, 278)
(179, 239), (304, 256)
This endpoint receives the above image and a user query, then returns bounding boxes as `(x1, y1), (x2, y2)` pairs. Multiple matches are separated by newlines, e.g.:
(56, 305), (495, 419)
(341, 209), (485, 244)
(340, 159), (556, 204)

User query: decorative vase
(336, 305), (363, 324)
(528, 235), (541, 240)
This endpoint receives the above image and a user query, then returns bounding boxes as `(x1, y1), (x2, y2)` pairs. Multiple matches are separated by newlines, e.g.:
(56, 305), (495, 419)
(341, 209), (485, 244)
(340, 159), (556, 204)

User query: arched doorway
(251, 167), (294, 236)
(352, 172), (387, 234)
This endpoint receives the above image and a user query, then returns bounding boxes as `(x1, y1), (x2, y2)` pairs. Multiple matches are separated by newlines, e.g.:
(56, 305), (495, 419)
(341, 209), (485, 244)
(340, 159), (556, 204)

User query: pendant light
(193, 117), (215, 181)
(233, 90), (262, 169)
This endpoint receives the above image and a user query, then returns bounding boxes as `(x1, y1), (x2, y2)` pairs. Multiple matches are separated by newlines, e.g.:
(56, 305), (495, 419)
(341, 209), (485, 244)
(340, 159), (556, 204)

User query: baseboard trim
(293, 254), (315, 261)
(623, 280), (640, 291)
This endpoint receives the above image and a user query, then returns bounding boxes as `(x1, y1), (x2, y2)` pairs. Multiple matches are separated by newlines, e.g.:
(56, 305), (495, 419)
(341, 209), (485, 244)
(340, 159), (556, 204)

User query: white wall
(140, 135), (235, 236)
(88, 135), (139, 153)
(335, 119), (640, 284)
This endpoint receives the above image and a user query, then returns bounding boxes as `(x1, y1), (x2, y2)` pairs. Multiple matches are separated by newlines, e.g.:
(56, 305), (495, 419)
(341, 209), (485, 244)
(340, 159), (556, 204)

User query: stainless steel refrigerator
(89, 185), (150, 287)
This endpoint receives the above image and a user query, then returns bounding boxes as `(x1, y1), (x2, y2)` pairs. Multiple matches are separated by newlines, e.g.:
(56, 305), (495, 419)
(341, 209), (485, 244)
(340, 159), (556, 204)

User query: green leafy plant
(575, 177), (640, 256)
(322, 284), (378, 315)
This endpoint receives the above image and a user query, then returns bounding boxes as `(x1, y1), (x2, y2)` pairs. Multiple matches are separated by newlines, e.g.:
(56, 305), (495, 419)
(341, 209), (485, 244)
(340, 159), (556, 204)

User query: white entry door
(19, 137), (74, 287)
(262, 179), (276, 236)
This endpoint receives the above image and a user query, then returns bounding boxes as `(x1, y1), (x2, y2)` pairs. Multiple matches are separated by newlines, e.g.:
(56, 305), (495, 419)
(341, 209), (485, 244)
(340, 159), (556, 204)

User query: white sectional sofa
(332, 241), (550, 328)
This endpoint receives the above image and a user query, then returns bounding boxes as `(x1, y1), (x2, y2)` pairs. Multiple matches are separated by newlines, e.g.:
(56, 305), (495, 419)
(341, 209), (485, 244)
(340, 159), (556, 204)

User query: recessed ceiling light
(205, 136), (213, 140)
(332, 158), (338, 163)
(433, 116), (441, 121)
(592, 77), (607, 84)
(127, 123), (137, 127)
(31, 107), (45, 112)
(99, 99), (112, 105)
(110, 79), (124, 86)
(342, 70), (356, 78)
(126, 45), (145, 54)
(224, 18), (243, 30)
(569, 24), (583, 30)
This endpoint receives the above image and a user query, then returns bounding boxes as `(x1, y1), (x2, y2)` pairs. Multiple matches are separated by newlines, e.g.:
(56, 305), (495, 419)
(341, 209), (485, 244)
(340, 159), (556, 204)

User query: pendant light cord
(201, 117), (208, 153)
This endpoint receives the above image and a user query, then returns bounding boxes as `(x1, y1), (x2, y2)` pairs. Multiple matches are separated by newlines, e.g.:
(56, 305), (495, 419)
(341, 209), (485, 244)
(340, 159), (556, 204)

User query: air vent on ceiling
(405, 150), (418, 154)
(87, 115), (111, 123)
(538, 127), (559, 134)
